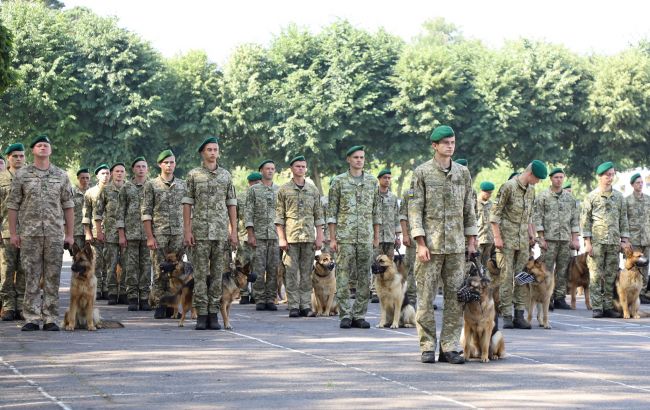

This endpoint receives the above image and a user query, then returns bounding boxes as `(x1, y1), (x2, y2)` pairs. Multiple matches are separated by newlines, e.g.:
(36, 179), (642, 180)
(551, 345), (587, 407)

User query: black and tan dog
(567, 253), (591, 310)
(221, 261), (256, 330)
(159, 251), (196, 327)
(525, 256), (553, 329)
(311, 252), (338, 317)
(371, 254), (415, 329)
(614, 248), (649, 319)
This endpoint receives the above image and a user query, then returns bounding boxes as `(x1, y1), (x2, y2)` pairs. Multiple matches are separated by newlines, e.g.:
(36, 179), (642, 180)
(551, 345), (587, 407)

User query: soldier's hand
(64, 235), (74, 250)
(118, 232), (127, 249)
(184, 232), (196, 248)
(330, 239), (338, 253)
(417, 245), (430, 262)
(96, 231), (105, 243)
(403, 235), (412, 247)
(248, 233), (257, 248)
(571, 238), (580, 251)
(373, 237), (379, 248)
(314, 238), (323, 251)
(279, 238), (289, 252)
(494, 237), (504, 250)
(146, 236), (158, 250)
(10, 234), (21, 249)
(229, 233), (238, 250)
(584, 241), (593, 257)
(539, 238), (548, 251)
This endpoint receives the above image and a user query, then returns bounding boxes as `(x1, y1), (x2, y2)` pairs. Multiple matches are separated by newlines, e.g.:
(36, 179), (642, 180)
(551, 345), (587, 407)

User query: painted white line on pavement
(226, 330), (477, 409)
(0, 357), (72, 410)
(0, 401), (55, 408)
(550, 320), (650, 340)
(552, 312), (650, 330)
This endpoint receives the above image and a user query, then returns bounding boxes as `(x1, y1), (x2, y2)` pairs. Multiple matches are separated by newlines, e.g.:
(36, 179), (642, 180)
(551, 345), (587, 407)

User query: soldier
(276, 155), (324, 318)
(624, 173), (649, 303)
(83, 163), (110, 299)
(328, 146), (380, 329)
(0, 143), (26, 321)
(409, 126), (477, 364)
(0, 155), (5, 172)
(476, 181), (495, 267)
(491, 160), (547, 329)
(7, 134), (74, 331)
(182, 137), (237, 330)
(237, 172), (262, 304)
(399, 179), (417, 307)
(142, 149), (186, 319)
(581, 162), (630, 318)
(245, 160), (280, 312)
(533, 168), (580, 310)
(117, 157), (152, 311)
(72, 168), (90, 249)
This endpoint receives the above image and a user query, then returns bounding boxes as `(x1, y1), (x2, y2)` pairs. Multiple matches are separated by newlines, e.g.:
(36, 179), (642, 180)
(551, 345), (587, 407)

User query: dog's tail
(160, 278), (195, 306)
(92, 308), (125, 329)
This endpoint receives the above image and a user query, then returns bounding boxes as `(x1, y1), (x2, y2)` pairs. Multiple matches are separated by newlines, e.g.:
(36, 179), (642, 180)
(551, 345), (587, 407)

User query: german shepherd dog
(567, 253), (591, 310)
(371, 254), (416, 329)
(311, 252), (338, 317)
(614, 248), (649, 319)
(525, 256), (553, 329)
(221, 261), (256, 330)
(159, 252), (196, 327)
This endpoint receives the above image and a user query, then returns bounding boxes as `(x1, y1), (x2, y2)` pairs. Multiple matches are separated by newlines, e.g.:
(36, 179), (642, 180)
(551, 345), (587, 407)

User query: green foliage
(0, 17), (13, 94)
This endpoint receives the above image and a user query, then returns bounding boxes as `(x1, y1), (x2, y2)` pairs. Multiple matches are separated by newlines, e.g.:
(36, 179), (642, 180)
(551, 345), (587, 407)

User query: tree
(0, 17), (13, 94)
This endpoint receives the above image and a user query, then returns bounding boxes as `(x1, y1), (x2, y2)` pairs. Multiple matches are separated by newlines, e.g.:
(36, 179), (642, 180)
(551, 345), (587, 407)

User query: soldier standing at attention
(328, 146), (380, 329)
(409, 126), (477, 364)
(72, 168), (90, 249)
(399, 179), (418, 307)
(276, 155), (324, 318)
(581, 162), (630, 318)
(182, 137), (238, 330)
(8, 134), (74, 331)
(624, 173), (649, 303)
(142, 150), (186, 319)
(83, 164), (110, 299)
(476, 181), (495, 267)
(237, 172), (262, 304)
(117, 157), (152, 311)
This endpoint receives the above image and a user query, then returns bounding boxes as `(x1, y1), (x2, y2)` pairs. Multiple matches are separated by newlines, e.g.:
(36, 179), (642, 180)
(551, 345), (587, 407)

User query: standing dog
(525, 256), (554, 329)
(614, 248), (649, 319)
(221, 262), (256, 330)
(159, 252), (196, 327)
(567, 253), (591, 310)
(371, 254), (416, 329)
(311, 252), (338, 316)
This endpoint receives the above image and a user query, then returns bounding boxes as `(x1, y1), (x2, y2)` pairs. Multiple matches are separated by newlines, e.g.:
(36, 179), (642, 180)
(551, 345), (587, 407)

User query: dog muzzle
(371, 263), (387, 275)
(456, 285), (481, 303)
(636, 257), (649, 267)
(71, 264), (86, 277)
(159, 261), (176, 274)
(325, 262), (336, 270)
(515, 271), (536, 285)
(248, 272), (258, 283)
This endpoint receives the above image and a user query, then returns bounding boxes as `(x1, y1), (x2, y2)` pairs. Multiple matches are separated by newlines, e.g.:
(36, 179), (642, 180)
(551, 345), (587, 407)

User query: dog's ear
(623, 246), (634, 259)
(240, 262), (250, 274)
(70, 242), (81, 257)
(176, 250), (184, 262)
(83, 241), (93, 258)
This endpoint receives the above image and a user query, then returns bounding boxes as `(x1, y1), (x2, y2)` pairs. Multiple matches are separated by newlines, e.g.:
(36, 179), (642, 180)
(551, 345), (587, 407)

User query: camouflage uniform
(476, 197), (494, 267)
(72, 186), (87, 249)
(245, 182), (280, 304)
(399, 186), (417, 304)
(409, 160), (477, 353)
(328, 171), (380, 321)
(7, 164), (74, 325)
(321, 197), (334, 256)
(83, 184), (107, 294)
(95, 182), (124, 299)
(581, 188), (629, 311)
(276, 180), (324, 311)
(236, 189), (253, 298)
(624, 193), (650, 297)
(533, 188), (580, 299)
(182, 165), (236, 316)
(489, 177), (535, 318)
(0, 170), (26, 313)
(142, 175), (186, 308)
(117, 179), (151, 302)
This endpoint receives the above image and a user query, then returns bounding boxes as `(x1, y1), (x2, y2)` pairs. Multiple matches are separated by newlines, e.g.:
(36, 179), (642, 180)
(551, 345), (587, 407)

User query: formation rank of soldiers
(0, 129), (648, 364)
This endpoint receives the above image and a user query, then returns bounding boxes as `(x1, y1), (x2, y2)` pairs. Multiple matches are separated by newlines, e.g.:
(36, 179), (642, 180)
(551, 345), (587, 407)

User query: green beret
(377, 169), (391, 178)
(549, 167), (564, 177)
(562, 181), (571, 189)
(289, 155), (306, 165)
(596, 161), (614, 176)
(247, 172), (262, 182)
(430, 125), (455, 142)
(630, 173), (642, 185)
(345, 145), (365, 157)
(508, 171), (520, 181)
(4, 143), (25, 156)
(480, 181), (495, 192)
(76, 168), (89, 176)
(0, 154), (4, 160)
(110, 162), (125, 171)
(454, 159), (468, 166)
(94, 164), (109, 175)
(157, 149), (174, 163)
(530, 160), (548, 179)
(131, 156), (146, 168)
(30, 134), (51, 148)
(258, 159), (275, 170)
(198, 136), (219, 152)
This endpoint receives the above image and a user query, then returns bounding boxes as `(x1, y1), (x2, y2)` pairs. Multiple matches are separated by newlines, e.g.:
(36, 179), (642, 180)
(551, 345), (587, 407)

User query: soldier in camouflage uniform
(237, 172), (261, 304)
(328, 146), (380, 329)
(276, 155), (324, 318)
(0, 143), (26, 321)
(533, 168), (580, 310)
(246, 160), (280, 312)
(83, 164), (110, 299)
(399, 179), (417, 306)
(8, 134), (74, 331)
(72, 168), (90, 249)
(182, 137), (238, 330)
(142, 149), (186, 319)
(490, 160), (547, 329)
(0, 156), (5, 172)
(625, 173), (650, 303)
(581, 162), (630, 318)
(409, 126), (477, 364)
(95, 163), (127, 305)
(476, 181), (495, 267)
(117, 157), (151, 311)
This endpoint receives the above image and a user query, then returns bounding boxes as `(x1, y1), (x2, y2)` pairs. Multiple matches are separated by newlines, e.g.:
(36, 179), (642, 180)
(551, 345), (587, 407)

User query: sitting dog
(567, 253), (591, 310)
(614, 248), (649, 319)
(525, 256), (553, 329)
(371, 254), (416, 329)
(221, 261), (256, 330)
(311, 252), (338, 316)
(159, 252), (196, 327)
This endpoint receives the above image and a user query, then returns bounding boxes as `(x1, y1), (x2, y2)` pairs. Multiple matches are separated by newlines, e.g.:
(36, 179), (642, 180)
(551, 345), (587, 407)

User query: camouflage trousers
(371, 242), (395, 294)
(478, 243), (493, 268)
(236, 241), (254, 297)
(20, 236), (63, 325)
(188, 240), (227, 316)
(73, 235), (85, 250)
(415, 252), (464, 353)
(0, 238), (26, 311)
(542, 240), (571, 299)
(90, 241), (107, 294)
(587, 244), (620, 311)
(283, 242), (314, 310)
(252, 239), (279, 304)
(495, 247), (530, 317)
(404, 244), (417, 305)
(335, 242), (372, 320)
(630, 245), (650, 297)
(104, 242), (124, 297)
(124, 240), (151, 301)
(149, 234), (184, 308)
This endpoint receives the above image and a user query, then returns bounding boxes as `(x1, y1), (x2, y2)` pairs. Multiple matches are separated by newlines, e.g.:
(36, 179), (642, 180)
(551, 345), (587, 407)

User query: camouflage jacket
(377, 189), (401, 243)
(142, 175), (186, 237)
(237, 189), (249, 241)
(71, 186), (87, 237)
(6, 164), (74, 237)
(624, 193), (649, 246)
(399, 183), (413, 246)
(477, 198), (494, 245)
(489, 177), (535, 250)
(0, 169), (17, 238)
(182, 164), (236, 241)
(94, 181), (124, 243)
(580, 188), (629, 245)
(116, 179), (147, 241)
(82, 184), (104, 237)
(533, 188), (579, 242)
(321, 196), (329, 242)
(275, 180), (324, 243)
(245, 182), (279, 240)
(409, 160), (477, 254)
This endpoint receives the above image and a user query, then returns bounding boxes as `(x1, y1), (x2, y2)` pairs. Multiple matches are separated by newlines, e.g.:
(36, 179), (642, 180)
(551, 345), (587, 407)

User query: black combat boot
(195, 315), (208, 330)
(154, 307), (167, 319)
(421, 351), (436, 363)
(239, 295), (251, 305)
(128, 298), (139, 311)
(139, 300), (151, 311)
(513, 309), (531, 329)
(553, 297), (571, 310)
(207, 314), (221, 330)
(502, 316), (514, 328)
(107, 294), (118, 305)
(438, 349), (465, 364)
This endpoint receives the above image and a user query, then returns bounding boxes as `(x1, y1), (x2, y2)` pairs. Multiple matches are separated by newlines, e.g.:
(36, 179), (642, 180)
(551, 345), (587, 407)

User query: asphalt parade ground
(2, 258), (650, 409)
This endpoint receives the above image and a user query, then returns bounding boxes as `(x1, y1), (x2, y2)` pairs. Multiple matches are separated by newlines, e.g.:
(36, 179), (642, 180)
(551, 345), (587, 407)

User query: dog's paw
(543, 324), (552, 329)
(633, 314), (640, 319)
(403, 324), (414, 328)
(87, 325), (96, 331)
(65, 325), (74, 331)
(390, 323), (399, 329)
(490, 355), (499, 360)
(225, 325), (233, 330)
(178, 323), (184, 327)
(375, 323), (384, 328)
(623, 314), (631, 319)
(480, 357), (490, 363)
(329, 311), (337, 316)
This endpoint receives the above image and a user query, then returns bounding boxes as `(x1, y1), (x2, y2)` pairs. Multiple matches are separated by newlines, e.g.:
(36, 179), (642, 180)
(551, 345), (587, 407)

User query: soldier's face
(432, 137), (455, 158)
(32, 142), (51, 158)
(159, 157), (176, 175)
(632, 178), (643, 193)
(291, 161), (307, 178)
(201, 143), (219, 163)
(132, 161), (148, 178)
(248, 180), (260, 187)
(480, 190), (492, 201)
(8, 151), (25, 169)
(260, 163), (276, 180)
(551, 173), (564, 189)
(599, 168), (615, 187)
(96, 169), (111, 184)
(346, 151), (365, 170)
(77, 172), (90, 189)
(111, 165), (126, 182)
(379, 174), (391, 188)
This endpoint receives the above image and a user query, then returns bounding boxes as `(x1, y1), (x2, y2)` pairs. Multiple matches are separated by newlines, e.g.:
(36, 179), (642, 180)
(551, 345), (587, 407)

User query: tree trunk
(311, 160), (323, 194)
(396, 164), (410, 198)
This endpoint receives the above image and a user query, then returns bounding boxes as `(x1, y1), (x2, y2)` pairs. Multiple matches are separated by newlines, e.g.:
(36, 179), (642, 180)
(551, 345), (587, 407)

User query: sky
(63, 0), (650, 65)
